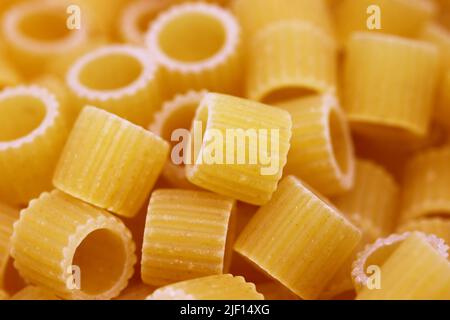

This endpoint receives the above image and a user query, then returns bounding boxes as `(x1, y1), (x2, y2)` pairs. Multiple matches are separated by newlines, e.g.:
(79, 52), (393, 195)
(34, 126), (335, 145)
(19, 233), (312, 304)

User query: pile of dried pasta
(0, 0), (450, 301)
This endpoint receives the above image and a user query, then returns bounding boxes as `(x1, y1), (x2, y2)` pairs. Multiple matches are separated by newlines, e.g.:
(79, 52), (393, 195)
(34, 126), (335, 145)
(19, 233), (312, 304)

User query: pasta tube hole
(0, 95), (46, 142)
(78, 54), (143, 91)
(329, 109), (350, 174)
(158, 12), (226, 62)
(18, 10), (70, 41)
(72, 229), (127, 295)
(261, 87), (315, 105)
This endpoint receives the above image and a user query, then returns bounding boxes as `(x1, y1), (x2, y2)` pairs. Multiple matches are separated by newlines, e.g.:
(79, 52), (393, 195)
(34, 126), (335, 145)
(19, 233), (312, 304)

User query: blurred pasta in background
(0, 0), (449, 301)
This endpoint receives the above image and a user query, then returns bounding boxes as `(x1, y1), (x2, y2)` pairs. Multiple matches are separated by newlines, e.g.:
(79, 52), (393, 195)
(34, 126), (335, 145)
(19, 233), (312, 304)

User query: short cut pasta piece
(332, 159), (400, 242)
(351, 232), (448, 291)
(235, 176), (362, 299)
(150, 90), (206, 189)
(0, 203), (21, 292)
(141, 189), (236, 286)
(53, 106), (169, 218)
(436, 70), (450, 130)
(400, 146), (450, 223)
(11, 190), (136, 300)
(119, 0), (172, 45)
(147, 274), (264, 300)
(145, 2), (242, 98)
(186, 93), (292, 205)
(231, 0), (333, 38)
(343, 32), (440, 140)
(256, 282), (300, 300)
(397, 217), (450, 245)
(0, 85), (68, 206)
(356, 232), (450, 300)
(277, 94), (355, 196)
(115, 283), (155, 300)
(10, 286), (60, 300)
(1, 0), (89, 78)
(335, 0), (437, 46)
(66, 45), (161, 127)
(246, 21), (337, 104)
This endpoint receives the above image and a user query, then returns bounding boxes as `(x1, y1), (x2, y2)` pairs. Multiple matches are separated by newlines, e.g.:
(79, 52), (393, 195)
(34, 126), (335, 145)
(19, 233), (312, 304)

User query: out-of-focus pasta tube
(149, 90), (206, 189)
(343, 32), (440, 140)
(147, 274), (264, 300)
(277, 94), (355, 196)
(400, 146), (450, 222)
(246, 21), (337, 103)
(356, 232), (450, 300)
(1, 0), (89, 78)
(66, 45), (161, 127)
(145, 2), (242, 98)
(0, 86), (68, 206)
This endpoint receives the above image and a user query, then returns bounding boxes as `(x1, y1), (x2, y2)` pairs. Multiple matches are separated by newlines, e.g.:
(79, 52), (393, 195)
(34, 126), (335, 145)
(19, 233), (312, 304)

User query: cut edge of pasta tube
(351, 231), (449, 292)
(66, 45), (160, 125)
(11, 190), (137, 300)
(146, 2), (241, 74)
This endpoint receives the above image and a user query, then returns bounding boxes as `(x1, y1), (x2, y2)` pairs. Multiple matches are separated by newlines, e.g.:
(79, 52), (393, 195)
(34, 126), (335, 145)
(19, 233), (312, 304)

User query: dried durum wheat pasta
(0, 85), (68, 206)
(147, 274), (264, 300)
(141, 189), (236, 286)
(145, 2), (242, 98)
(235, 176), (361, 299)
(66, 45), (161, 127)
(53, 106), (169, 218)
(11, 190), (136, 300)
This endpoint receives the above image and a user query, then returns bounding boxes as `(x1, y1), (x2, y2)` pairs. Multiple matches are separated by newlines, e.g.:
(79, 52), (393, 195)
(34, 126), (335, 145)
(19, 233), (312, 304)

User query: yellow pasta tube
(0, 85), (69, 206)
(343, 32), (440, 139)
(185, 93), (292, 205)
(10, 286), (60, 300)
(119, 0), (172, 45)
(332, 159), (400, 241)
(145, 2), (243, 98)
(0, 203), (20, 291)
(246, 21), (337, 104)
(436, 70), (450, 130)
(1, 0), (89, 78)
(147, 274), (264, 300)
(277, 94), (355, 196)
(53, 106), (169, 218)
(397, 217), (450, 245)
(235, 176), (362, 299)
(150, 90), (206, 189)
(419, 23), (450, 70)
(11, 190), (136, 300)
(141, 189), (236, 286)
(66, 45), (161, 127)
(351, 232), (447, 291)
(231, 0), (333, 38)
(335, 0), (437, 45)
(400, 146), (450, 222)
(115, 282), (155, 300)
(356, 232), (450, 300)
